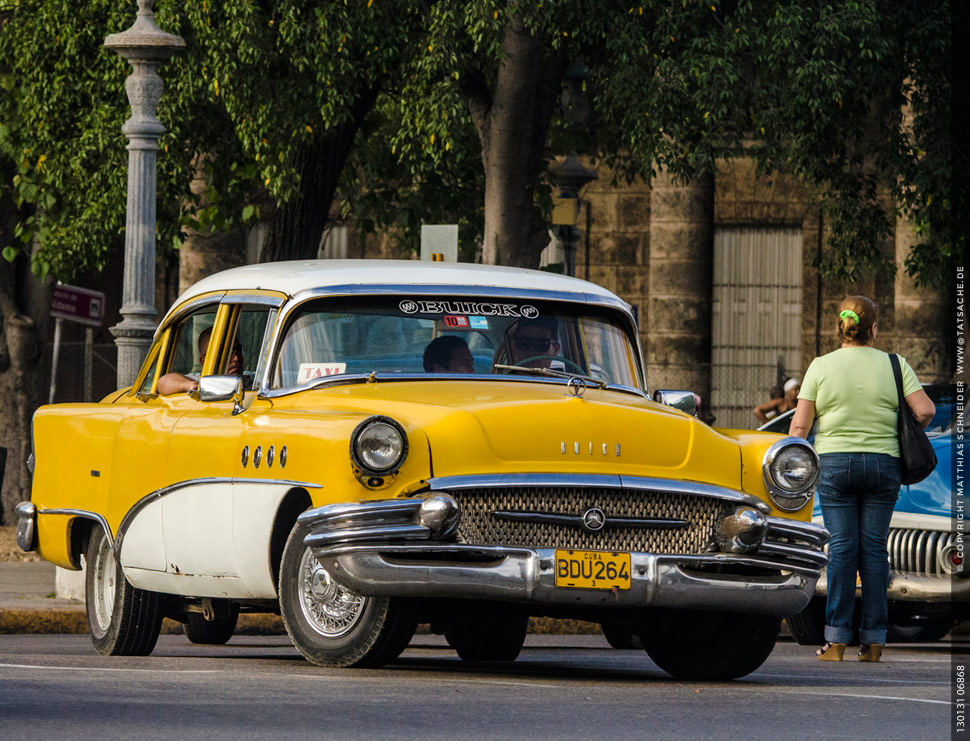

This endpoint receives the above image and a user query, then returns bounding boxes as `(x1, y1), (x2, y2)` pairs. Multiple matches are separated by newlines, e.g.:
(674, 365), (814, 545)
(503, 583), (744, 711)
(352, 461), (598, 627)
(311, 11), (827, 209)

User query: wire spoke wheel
(298, 546), (366, 638)
(280, 520), (417, 668)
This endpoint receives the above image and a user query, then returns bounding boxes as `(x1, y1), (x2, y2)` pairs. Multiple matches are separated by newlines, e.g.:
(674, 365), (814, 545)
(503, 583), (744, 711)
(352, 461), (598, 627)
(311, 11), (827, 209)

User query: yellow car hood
(308, 380), (743, 491)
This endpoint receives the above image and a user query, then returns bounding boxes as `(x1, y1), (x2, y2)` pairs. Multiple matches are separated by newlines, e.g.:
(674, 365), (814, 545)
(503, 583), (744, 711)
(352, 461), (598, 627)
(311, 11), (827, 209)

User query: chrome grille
(888, 528), (954, 577)
(450, 486), (721, 553)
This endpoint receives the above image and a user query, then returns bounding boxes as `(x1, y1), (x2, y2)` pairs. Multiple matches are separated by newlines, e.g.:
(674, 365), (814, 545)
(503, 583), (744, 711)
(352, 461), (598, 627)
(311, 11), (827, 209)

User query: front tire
(279, 521), (417, 668)
(640, 608), (779, 680)
(444, 613), (529, 662)
(601, 622), (643, 650)
(85, 527), (163, 656)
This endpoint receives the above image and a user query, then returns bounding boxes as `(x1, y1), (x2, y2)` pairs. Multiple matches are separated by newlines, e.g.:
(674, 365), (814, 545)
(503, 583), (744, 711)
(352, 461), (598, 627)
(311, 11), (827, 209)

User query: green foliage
(0, 0), (954, 285)
(0, 0), (419, 278)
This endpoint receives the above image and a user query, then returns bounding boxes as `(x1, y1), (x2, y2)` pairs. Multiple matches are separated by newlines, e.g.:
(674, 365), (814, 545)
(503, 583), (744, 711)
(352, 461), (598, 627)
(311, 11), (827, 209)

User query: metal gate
(711, 227), (802, 429)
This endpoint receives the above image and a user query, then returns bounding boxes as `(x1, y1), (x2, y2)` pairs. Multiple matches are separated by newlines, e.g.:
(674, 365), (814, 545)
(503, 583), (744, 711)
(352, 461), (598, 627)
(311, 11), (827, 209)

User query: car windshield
(270, 295), (642, 390)
(925, 385), (955, 434)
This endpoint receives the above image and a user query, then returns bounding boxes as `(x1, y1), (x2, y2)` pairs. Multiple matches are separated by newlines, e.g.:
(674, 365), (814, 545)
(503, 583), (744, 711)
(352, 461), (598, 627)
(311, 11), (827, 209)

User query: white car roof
(173, 259), (624, 307)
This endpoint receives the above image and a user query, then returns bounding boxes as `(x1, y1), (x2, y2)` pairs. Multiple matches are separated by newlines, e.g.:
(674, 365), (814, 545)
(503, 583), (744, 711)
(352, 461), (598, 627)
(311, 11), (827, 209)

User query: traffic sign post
(51, 284), (106, 327)
(49, 284), (107, 403)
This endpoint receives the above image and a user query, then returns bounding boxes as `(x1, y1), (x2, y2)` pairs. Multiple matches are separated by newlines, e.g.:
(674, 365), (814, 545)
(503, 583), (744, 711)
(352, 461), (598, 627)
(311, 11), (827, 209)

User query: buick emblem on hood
(582, 507), (606, 532)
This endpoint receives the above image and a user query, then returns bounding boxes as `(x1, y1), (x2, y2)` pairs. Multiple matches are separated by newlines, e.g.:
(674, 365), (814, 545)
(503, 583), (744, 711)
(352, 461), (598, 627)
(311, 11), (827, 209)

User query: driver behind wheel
(497, 317), (561, 370)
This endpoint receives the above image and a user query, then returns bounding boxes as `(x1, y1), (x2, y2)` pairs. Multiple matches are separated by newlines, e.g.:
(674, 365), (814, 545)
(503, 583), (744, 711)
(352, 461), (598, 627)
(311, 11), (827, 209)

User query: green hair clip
(839, 309), (860, 323)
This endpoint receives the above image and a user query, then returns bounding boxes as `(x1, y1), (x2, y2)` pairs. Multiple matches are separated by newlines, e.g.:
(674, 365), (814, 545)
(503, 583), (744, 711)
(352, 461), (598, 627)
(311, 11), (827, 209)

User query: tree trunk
(261, 87), (380, 262)
(466, 19), (569, 268)
(0, 253), (51, 526)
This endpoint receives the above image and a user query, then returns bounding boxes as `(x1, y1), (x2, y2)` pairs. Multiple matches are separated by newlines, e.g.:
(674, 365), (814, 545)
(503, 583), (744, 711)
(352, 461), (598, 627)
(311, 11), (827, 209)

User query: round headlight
(762, 438), (819, 511)
(351, 416), (408, 475)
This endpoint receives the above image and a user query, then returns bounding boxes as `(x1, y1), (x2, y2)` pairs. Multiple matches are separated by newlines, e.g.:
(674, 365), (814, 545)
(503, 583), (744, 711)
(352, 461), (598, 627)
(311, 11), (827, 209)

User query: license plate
(554, 549), (631, 590)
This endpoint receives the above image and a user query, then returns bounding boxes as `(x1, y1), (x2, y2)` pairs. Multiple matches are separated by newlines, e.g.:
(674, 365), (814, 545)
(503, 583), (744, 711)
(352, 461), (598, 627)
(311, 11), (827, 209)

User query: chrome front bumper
(312, 544), (819, 617)
(301, 493), (828, 618)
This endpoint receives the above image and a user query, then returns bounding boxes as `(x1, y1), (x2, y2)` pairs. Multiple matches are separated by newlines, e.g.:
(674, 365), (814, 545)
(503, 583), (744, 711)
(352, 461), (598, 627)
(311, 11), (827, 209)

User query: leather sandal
(858, 644), (883, 662)
(816, 642), (846, 661)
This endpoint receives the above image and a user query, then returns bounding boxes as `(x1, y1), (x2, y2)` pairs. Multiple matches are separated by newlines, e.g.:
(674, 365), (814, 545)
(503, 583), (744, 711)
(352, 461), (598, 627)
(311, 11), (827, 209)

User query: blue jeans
(817, 452), (900, 645)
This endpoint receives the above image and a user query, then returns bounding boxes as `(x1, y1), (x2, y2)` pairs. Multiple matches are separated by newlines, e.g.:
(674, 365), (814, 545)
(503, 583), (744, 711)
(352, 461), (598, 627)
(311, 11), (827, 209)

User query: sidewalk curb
(0, 607), (604, 637)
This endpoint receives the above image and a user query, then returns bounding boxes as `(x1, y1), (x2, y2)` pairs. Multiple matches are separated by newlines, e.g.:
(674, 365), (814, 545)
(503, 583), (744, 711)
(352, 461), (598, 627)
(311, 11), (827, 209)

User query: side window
(227, 307), (275, 390)
(169, 308), (218, 377)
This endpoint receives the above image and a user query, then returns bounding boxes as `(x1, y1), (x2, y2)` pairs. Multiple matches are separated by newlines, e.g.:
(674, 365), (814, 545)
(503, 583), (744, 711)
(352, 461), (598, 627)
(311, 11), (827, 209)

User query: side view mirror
(653, 389), (697, 416)
(198, 375), (245, 415)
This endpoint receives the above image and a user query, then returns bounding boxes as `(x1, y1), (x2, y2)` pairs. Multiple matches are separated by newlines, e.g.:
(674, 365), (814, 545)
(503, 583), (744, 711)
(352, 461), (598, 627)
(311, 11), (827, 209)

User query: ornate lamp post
(104, 0), (185, 387)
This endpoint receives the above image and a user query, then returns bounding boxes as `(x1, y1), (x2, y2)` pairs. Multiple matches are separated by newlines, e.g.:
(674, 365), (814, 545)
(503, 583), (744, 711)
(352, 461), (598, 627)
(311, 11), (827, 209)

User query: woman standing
(788, 296), (935, 661)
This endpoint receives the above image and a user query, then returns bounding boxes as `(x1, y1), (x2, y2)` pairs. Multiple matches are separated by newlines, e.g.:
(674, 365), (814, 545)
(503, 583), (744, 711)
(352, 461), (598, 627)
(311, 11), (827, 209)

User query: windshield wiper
(492, 364), (607, 389)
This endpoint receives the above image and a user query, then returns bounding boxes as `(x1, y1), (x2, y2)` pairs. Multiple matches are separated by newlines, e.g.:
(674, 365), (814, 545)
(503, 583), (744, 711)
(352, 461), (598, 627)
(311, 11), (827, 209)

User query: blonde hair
(837, 295), (878, 345)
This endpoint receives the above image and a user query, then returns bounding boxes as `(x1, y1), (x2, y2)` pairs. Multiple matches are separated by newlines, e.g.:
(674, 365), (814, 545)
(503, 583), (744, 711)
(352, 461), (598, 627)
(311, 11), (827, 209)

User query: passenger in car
(423, 335), (475, 374)
(158, 328), (244, 395)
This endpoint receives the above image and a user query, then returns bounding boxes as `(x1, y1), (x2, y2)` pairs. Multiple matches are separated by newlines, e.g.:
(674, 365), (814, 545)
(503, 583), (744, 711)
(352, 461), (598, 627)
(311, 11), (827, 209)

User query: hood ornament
(567, 376), (587, 398)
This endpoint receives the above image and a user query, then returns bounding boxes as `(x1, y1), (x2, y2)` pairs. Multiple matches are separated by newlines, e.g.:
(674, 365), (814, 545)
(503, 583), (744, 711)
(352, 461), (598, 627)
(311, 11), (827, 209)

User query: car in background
(18, 260), (829, 680)
(758, 386), (963, 642)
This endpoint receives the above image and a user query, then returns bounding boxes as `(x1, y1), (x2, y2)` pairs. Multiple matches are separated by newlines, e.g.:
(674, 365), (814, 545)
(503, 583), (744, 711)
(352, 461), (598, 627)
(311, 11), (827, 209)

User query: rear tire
(279, 520), (417, 668)
(786, 596), (826, 646)
(85, 527), (163, 656)
(444, 613), (529, 663)
(601, 622), (643, 650)
(640, 608), (779, 681)
(184, 603), (239, 645)
(887, 618), (954, 643)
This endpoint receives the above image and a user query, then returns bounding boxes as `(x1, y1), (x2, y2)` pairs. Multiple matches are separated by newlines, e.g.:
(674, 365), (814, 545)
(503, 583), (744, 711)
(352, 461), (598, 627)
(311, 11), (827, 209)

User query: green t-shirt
(798, 347), (922, 456)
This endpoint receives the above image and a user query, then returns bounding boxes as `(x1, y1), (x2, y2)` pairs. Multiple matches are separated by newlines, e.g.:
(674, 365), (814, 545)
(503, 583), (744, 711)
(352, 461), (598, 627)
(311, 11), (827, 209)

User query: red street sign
(51, 284), (106, 328)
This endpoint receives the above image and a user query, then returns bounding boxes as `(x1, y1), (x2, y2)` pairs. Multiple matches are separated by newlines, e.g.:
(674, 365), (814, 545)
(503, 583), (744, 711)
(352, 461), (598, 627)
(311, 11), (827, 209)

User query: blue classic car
(759, 386), (963, 642)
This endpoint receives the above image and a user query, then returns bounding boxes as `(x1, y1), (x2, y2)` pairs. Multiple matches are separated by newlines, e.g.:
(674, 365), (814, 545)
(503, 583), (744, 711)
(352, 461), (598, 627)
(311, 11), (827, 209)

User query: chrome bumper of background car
(301, 496), (827, 617)
(814, 569), (970, 603)
(309, 544), (818, 616)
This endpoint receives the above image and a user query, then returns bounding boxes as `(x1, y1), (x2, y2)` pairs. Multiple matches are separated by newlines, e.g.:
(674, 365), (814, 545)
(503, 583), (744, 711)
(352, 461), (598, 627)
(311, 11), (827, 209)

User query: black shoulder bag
(889, 354), (937, 485)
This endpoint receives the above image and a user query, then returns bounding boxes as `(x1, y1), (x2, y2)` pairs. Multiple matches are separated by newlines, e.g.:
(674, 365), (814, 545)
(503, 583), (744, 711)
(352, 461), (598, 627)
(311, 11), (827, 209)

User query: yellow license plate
(555, 549), (631, 590)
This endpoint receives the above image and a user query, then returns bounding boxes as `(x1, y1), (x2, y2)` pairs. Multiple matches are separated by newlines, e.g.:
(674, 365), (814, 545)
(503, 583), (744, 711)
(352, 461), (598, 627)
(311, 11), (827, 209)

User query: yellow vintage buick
(17, 260), (827, 679)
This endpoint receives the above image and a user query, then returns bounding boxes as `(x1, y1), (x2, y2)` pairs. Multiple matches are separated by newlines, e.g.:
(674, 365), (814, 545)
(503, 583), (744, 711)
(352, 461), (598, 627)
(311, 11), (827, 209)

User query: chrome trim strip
(755, 541), (828, 568)
(427, 473), (772, 514)
(114, 476), (322, 556)
(220, 294), (286, 307)
(153, 294), (225, 340)
(765, 517), (830, 546)
(289, 283), (634, 313)
(305, 524), (431, 548)
(39, 508), (114, 545)
(492, 510), (688, 530)
(258, 372), (647, 400)
(299, 498), (420, 525)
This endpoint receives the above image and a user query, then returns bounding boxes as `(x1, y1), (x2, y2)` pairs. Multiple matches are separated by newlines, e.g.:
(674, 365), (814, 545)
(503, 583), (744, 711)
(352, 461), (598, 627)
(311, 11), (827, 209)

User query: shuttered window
(711, 227), (802, 429)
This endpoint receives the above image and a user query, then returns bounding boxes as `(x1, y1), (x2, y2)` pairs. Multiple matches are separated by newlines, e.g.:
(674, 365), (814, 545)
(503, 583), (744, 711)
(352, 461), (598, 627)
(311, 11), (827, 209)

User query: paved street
(0, 633), (956, 739)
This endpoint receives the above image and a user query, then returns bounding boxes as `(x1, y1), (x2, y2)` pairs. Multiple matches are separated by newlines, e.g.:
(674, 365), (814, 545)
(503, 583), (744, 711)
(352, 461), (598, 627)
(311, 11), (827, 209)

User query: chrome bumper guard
(15, 501), (36, 552)
(300, 497), (829, 617)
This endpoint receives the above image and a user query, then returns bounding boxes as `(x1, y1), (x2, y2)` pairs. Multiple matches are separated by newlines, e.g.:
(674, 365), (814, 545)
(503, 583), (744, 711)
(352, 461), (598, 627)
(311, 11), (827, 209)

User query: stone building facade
(576, 157), (951, 429)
